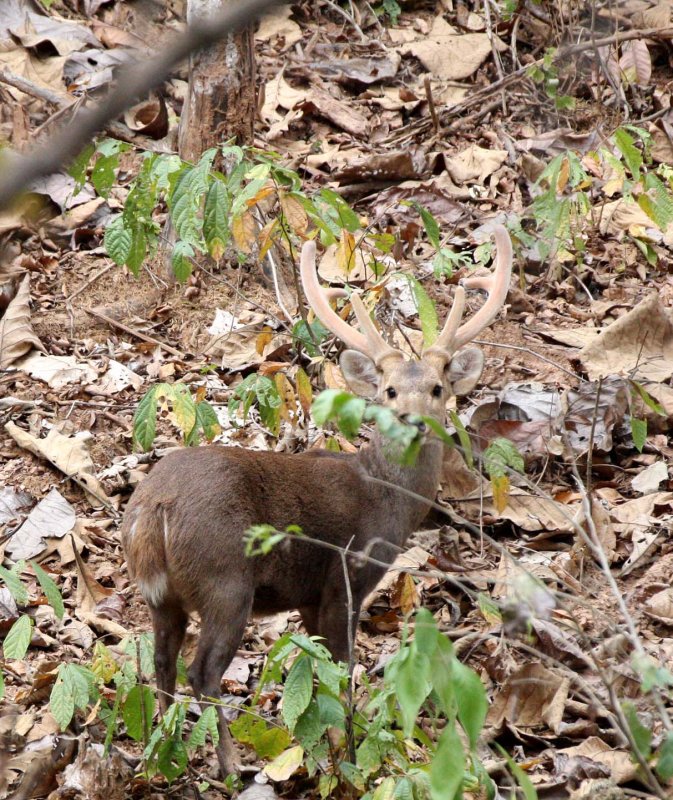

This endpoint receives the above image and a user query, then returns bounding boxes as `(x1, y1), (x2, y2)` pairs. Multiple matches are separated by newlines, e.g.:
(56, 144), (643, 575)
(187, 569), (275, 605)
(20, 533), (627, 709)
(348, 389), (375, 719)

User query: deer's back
(121, 445), (378, 613)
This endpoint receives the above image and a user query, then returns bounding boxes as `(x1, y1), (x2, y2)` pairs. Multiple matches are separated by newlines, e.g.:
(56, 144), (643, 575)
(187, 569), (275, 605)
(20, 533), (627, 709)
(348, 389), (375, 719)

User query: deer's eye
(432, 384), (443, 398)
(386, 387), (397, 399)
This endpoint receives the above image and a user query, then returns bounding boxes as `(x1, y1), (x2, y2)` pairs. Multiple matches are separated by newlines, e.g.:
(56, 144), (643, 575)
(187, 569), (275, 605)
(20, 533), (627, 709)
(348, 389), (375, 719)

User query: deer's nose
(400, 414), (427, 434)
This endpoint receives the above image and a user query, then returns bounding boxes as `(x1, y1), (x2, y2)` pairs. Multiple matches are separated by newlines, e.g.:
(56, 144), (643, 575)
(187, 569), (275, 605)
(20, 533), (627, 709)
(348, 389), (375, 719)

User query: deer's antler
(425, 223), (512, 359)
(300, 241), (402, 367)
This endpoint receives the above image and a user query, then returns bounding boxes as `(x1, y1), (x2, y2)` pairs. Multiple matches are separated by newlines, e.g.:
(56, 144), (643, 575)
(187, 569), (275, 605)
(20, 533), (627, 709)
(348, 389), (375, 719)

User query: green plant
(529, 150), (591, 262)
(228, 372), (283, 437)
(628, 380), (667, 453)
(527, 127), (673, 267)
(411, 202), (473, 278)
(483, 437), (525, 512)
(229, 610), (492, 800)
(374, 0), (402, 25)
(0, 561), (64, 699)
(132, 382), (221, 451)
(528, 48), (576, 111)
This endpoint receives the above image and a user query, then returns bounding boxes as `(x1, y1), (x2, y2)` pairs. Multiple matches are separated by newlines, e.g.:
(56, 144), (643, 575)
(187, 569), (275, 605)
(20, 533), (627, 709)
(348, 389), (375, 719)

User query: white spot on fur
(127, 518), (139, 542)
(163, 509), (170, 544)
(138, 573), (168, 607)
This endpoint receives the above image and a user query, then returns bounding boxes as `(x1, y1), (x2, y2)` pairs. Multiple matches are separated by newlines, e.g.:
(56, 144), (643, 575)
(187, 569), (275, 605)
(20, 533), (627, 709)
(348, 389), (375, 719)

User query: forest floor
(1, 0), (673, 798)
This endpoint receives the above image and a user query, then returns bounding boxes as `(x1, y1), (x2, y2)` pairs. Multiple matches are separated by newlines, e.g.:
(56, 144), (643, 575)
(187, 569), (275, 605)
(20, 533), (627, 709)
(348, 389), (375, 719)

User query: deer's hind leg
(188, 584), (252, 776)
(149, 600), (188, 714)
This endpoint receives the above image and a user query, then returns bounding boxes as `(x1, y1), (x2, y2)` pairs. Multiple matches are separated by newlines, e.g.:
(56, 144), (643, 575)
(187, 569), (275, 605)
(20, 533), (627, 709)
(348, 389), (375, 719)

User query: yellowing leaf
(557, 156), (569, 193)
(256, 329), (273, 355)
(491, 474), (510, 513)
(232, 211), (256, 254)
(280, 192), (308, 234)
(275, 372), (295, 424)
(245, 184), (275, 208)
(295, 367), (313, 415)
(391, 572), (419, 615)
(337, 229), (356, 275)
(264, 744), (304, 781)
(258, 217), (279, 260)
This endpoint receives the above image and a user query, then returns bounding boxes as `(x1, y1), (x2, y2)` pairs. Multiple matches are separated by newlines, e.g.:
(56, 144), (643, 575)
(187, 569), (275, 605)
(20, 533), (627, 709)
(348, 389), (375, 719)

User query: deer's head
(300, 226), (513, 424)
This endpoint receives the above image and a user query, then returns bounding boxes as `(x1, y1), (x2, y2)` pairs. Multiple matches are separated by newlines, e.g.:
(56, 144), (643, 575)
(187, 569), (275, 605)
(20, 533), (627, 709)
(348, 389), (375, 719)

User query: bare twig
(423, 77), (440, 137)
(65, 263), (115, 303)
(83, 306), (185, 358)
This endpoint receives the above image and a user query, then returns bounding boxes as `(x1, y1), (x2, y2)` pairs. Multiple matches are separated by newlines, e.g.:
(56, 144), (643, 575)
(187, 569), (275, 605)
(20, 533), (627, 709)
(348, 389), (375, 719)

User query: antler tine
(424, 285), (466, 357)
(300, 240), (402, 365)
(453, 224), (512, 348)
(349, 293), (402, 366)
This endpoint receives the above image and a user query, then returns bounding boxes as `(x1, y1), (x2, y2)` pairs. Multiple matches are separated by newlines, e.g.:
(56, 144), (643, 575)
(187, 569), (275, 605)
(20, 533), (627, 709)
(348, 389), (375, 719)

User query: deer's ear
(339, 350), (380, 399)
(447, 346), (484, 396)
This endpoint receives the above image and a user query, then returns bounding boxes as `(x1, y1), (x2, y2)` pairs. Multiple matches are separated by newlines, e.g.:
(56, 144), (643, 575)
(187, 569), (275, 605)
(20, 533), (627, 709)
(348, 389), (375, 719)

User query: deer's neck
(357, 432), (443, 537)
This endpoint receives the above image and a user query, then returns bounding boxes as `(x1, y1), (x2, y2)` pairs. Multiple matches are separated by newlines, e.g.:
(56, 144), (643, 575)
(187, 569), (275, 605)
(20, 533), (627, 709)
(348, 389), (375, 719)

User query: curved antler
(299, 240), (402, 367)
(425, 224), (512, 359)
(454, 224), (512, 348)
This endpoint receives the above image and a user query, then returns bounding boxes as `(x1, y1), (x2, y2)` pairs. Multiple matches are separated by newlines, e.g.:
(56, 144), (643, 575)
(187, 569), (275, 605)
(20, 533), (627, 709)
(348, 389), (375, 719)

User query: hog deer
(121, 225), (512, 775)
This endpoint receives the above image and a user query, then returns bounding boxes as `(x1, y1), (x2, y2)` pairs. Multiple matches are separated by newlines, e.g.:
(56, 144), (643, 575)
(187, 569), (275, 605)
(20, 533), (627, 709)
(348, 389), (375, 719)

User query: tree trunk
(179, 0), (256, 162)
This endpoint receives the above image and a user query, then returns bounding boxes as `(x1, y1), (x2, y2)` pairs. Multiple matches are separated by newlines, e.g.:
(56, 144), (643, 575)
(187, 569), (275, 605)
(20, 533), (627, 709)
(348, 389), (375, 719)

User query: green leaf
(430, 635), (456, 719)
(318, 188), (361, 232)
(67, 143), (95, 191)
(623, 701), (652, 759)
(630, 417), (647, 453)
(403, 274), (439, 347)
(449, 410), (473, 469)
(290, 634), (332, 661)
(253, 727), (291, 760)
(294, 698), (324, 750)
(430, 726), (465, 800)
(193, 399), (221, 443)
(4, 614), (33, 659)
(30, 561), (64, 619)
(393, 775), (414, 800)
(630, 381), (666, 416)
(412, 202), (441, 249)
(133, 385), (159, 451)
(0, 670), (4, 700)
(453, 659), (488, 750)
(656, 731), (673, 781)
(188, 705), (219, 749)
(315, 659), (345, 698)
(317, 693), (346, 728)
(356, 732), (386, 778)
(0, 563), (28, 604)
(413, 608), (439, 657)
(204, 179), (230, 259)
(104, 216), (132, 266)
(122, 684), (156, 742)
(311, 389), (366, 441)
(91, 153), (120, 198)
(615, 128), (642, 182)
(292, 317), (330, 357)
(171, 240), (195, 283)
(483, 437), (524, 479)
(394, 649), (430, 736)
(229, 374), (282, 437)
(126, 224), (148, 276)
(63, 664), (95, 709)
(282, 654), (314, 733)
(640, 173), (673, 230)
(157, 737), (189, 782)
(50, 676), (76, 730)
